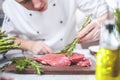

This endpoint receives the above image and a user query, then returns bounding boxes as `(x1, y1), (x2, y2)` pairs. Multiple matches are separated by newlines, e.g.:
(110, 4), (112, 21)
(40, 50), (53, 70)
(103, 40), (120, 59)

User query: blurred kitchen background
(0, 0), (4, 26)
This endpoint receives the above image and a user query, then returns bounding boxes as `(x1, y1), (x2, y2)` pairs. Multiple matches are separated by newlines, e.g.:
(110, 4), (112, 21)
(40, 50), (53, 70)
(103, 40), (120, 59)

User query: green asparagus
(60, 15), (91, 57)
(0, 44), (19, 50)
(0, 37), (14, 42)
(0, 40), (14, 46)
(0, 29), (7, 38)
(0, 28), (20, 54)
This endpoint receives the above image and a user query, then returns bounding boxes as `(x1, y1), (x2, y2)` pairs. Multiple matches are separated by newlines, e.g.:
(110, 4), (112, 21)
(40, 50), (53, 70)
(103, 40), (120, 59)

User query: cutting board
(5, 58), (96, 74)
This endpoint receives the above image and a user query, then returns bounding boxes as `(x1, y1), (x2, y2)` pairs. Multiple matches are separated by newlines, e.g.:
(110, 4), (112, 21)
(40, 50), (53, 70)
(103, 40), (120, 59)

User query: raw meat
(0, 77), (13, 80)
(34, 54), (71, 66)
(77, 59), (91, 67)
(69, 53), (84, 63)
(34, 53), (91, 67)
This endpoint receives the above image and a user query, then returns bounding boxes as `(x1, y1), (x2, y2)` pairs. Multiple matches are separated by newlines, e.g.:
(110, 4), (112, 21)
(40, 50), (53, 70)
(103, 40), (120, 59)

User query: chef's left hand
(77, 20), (102, 44)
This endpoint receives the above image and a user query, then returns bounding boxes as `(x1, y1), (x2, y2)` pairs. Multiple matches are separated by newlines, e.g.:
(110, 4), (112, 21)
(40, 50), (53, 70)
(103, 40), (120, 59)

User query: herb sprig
(60, 16), (91, 57)
(114, 9), (120, 34)
(12, 58), (42, 74)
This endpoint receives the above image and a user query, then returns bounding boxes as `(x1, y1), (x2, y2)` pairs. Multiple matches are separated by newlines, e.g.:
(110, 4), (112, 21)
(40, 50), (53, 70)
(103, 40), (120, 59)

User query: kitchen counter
(0, 73), (96, 80)
(0, 49), (96, 80)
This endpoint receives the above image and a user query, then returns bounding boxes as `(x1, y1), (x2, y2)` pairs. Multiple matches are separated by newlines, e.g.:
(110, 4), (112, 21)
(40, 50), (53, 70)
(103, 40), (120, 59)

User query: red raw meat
(34, 54), (71, 66)
(0, 77), (13, 80)
(77, 59), (91, 67)
(69, 53), (84, 63)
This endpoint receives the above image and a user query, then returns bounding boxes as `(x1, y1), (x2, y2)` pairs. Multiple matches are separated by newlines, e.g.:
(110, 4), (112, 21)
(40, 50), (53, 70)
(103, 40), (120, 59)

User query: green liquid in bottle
(96, 48), (120, 80)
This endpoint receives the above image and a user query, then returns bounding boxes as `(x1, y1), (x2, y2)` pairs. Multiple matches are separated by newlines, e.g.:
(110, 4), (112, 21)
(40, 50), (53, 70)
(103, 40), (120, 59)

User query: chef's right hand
(30, 41), (53, 54)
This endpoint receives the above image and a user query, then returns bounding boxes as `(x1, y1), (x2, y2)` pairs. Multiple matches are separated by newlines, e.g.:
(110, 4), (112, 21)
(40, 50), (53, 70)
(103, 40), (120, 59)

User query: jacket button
(60, 21), (63, 24)
(37, 31), (39, 34)
(53, 3), (56, 6)
(29, 13), (32, 16)
(42, 39), (46, 41)
(60, 38), (63, 41)
(7, 19), (10, 22)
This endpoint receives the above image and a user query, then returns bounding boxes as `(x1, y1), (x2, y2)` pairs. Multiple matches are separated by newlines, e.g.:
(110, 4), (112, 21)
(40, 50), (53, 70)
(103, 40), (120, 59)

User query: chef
(2, 0), (107, 54)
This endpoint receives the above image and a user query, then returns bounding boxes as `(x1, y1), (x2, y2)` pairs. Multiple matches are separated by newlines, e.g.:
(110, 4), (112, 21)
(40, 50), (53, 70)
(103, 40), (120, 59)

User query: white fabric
(2, 0), (107, 51)
(106, 0), (120, 10)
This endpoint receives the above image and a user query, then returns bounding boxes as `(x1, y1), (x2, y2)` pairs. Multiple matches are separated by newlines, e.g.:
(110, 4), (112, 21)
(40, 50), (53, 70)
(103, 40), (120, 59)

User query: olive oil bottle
(96, 20), (120, 80)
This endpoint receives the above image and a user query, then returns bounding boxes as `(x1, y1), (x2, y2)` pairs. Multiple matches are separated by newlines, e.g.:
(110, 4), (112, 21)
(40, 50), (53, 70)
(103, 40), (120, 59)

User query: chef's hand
(15, 37), (53, 54)
(77, 20), (101, 43)
(77, 13), (108, 44)
(30, 41), (53, 54)
(31, 0), (48, 12)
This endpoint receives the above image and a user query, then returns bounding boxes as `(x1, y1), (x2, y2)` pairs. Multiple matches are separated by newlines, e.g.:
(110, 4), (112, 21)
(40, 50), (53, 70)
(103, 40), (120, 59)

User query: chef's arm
(14, 37), (53, 54)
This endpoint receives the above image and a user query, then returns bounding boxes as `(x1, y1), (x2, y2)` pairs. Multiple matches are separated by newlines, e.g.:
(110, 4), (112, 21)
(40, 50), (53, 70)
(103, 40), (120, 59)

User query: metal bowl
(88, 45), (99, 56)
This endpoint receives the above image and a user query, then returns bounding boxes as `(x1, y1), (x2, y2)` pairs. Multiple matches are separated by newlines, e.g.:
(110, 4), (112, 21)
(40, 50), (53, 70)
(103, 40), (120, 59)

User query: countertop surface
(0, 49), (96, 80)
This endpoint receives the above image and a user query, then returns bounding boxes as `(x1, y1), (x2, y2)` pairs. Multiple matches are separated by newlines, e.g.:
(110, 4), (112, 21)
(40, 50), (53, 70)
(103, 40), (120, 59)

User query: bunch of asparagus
(0, 28), (19, 53)
(60, 16), (91, 57)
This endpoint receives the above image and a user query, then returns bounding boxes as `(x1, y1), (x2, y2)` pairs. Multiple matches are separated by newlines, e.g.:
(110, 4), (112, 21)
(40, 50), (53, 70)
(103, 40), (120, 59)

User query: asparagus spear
(0, 44), (19, 50)
(0, 37), (14, 42)
(0, 44), (19, 53)
(60, 15), (91, 57)
(0, 40), (14, 46)
(0, 49), (9, 53)
(0, 29), (7, 38)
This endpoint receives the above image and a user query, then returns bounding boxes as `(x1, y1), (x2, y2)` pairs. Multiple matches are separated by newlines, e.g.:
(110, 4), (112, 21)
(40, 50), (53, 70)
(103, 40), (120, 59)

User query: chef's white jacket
(2, 0), (107, 51)
(106, 0), (120, 10)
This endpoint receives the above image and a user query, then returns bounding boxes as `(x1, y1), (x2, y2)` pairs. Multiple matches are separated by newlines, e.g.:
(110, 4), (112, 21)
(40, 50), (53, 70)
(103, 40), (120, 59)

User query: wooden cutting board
(5, 58), (96, 74)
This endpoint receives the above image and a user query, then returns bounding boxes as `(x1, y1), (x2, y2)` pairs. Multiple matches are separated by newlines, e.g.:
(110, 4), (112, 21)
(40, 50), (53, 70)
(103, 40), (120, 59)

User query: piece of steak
(34, 54), (71, 66)
(77, 58), (91, 67)
(69, 53), (85, 63)
(0, 77), (14, 80)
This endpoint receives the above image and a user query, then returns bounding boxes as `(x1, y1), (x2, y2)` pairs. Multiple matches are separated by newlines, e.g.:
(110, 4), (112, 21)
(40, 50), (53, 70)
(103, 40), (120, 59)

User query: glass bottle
(96, 19), (120, 80)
